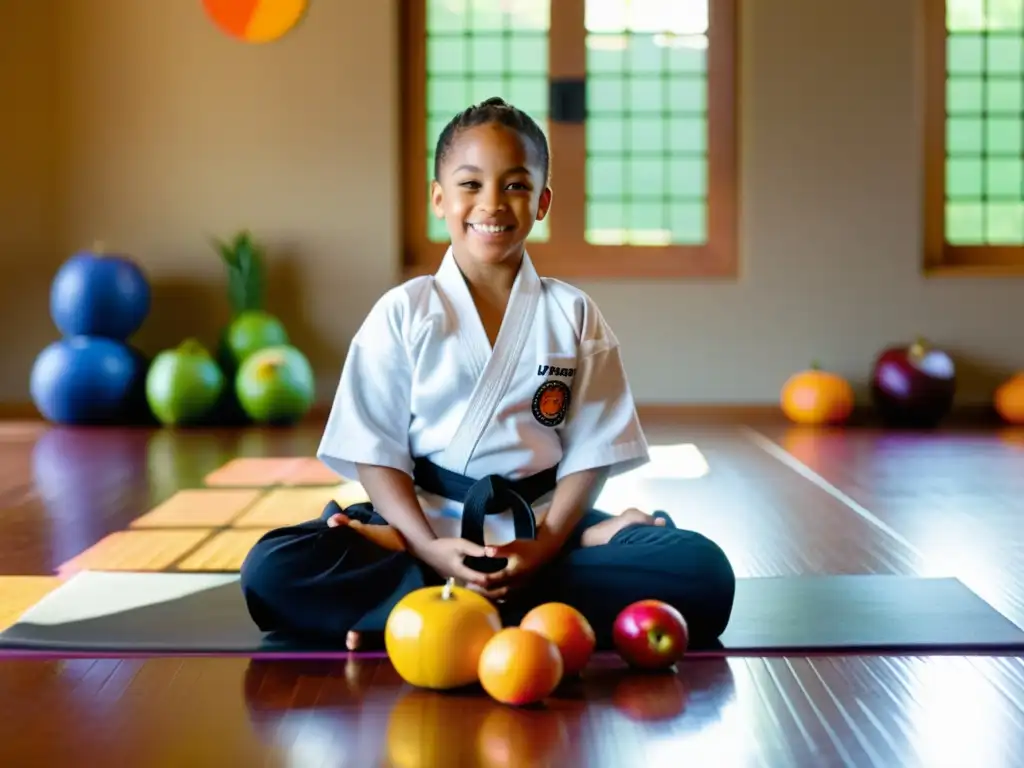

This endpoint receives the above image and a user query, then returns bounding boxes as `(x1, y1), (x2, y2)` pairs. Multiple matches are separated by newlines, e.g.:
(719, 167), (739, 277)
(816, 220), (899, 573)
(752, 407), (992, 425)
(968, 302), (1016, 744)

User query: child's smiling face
(431, 122), (552, 269)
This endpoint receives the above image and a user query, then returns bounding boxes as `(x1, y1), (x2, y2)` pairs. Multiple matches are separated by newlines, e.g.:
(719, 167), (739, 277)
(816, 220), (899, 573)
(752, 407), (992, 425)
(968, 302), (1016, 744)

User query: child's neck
(452, 248), (522, 299)
(452, 248), (523, 347)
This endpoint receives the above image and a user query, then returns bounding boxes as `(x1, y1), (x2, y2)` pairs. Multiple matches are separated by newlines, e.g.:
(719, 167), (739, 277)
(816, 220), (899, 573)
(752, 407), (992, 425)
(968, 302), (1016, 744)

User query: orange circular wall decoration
(203, 0), (309, 44)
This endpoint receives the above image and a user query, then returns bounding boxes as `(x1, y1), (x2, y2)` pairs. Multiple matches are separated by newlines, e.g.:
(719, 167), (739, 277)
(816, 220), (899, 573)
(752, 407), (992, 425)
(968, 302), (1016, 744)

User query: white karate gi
(317, 248), (649, 544)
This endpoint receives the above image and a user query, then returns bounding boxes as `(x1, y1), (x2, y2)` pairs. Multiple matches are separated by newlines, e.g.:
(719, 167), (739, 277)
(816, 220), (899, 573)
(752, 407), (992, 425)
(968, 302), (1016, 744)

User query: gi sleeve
(317, 289), (414, 480)
(555, 298), (649, 481)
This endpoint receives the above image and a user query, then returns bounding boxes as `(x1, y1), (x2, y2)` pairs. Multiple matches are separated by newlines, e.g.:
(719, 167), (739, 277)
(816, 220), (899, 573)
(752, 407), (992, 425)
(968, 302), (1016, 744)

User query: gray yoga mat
(1, 571), (1022, 655)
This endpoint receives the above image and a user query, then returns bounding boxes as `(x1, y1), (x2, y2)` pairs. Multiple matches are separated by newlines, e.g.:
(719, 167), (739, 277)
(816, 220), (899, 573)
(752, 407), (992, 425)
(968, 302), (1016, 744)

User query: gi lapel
(435, 248), (491, 384)
(436, 249), (542, 474)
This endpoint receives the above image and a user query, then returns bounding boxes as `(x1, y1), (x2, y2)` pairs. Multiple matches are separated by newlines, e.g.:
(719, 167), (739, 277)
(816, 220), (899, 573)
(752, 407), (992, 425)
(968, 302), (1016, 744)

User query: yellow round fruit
(385, 577), (502, 690)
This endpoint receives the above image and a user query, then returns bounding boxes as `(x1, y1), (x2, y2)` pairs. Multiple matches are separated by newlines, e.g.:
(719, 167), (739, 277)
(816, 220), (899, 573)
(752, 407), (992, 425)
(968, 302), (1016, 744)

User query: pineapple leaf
(215, 229), (267, 316)
(226, 270), (248, 316)
(212, 236), (239, 269)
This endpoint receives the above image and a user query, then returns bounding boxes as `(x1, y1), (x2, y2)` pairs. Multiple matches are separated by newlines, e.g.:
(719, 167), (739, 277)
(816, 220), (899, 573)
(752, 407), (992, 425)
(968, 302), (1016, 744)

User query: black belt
(412, 457), (557, 573)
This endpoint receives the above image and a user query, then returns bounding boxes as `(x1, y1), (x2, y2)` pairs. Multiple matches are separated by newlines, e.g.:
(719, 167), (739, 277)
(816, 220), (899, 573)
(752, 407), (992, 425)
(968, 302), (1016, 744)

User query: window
(924, 0), (1024, 274)
(400, 0), (739, 279)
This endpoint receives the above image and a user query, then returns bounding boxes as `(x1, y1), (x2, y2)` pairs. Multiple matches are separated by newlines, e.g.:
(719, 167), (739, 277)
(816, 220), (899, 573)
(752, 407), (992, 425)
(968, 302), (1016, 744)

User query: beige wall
(2, 0), (1021, 410)
(1, 0), (60, 396)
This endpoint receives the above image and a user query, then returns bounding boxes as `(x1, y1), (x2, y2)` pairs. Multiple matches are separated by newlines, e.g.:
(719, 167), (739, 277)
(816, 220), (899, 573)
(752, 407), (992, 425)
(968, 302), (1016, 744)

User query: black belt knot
(413, 457), (557, 573)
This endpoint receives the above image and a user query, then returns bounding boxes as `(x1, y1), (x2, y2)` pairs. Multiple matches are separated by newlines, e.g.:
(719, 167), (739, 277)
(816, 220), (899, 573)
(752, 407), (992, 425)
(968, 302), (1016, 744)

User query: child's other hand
(411, 537), (495, 590)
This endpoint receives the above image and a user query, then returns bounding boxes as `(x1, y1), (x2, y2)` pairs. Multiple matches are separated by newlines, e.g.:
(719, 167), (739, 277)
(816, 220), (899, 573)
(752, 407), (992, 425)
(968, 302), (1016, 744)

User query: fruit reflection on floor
(243, 654), (711, 766)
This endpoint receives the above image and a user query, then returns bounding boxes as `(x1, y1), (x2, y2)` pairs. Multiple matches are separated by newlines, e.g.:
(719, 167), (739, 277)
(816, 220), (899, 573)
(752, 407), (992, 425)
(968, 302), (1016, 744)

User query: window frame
(400, 0), (740, 280)
(922, 0), (1024, 276)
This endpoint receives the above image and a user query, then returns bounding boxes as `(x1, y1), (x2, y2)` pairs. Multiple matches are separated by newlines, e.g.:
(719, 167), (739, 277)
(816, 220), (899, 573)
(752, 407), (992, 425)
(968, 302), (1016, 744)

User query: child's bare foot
(580, 508), (667, 548)
(345, 630), (384, 651)
(327, 512), (407, 552)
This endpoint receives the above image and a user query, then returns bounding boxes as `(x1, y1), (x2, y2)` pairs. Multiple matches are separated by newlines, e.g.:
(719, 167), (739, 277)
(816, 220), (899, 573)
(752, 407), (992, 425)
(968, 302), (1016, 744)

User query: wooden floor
(1, 418), (1024, 766)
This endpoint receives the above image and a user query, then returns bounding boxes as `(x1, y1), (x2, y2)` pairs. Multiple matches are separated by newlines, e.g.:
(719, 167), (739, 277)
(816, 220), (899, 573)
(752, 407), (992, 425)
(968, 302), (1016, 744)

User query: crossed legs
(240, 502), (736, 650)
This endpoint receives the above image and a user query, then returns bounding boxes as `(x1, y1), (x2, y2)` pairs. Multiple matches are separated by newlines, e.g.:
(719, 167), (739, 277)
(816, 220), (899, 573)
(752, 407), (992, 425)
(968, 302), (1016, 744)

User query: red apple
(871, 337), (956, 428)
(612, 600), (689, 670)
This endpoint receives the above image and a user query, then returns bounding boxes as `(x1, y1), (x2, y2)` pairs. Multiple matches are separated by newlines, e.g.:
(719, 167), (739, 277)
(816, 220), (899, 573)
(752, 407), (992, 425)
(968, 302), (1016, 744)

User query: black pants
(240, 501), (736, 650)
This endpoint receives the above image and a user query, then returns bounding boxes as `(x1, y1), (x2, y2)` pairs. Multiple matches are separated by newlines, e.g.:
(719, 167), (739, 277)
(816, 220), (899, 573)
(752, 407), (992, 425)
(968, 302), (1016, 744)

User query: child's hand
(327, 512), (408, 552)
(481, 538), (561, 594)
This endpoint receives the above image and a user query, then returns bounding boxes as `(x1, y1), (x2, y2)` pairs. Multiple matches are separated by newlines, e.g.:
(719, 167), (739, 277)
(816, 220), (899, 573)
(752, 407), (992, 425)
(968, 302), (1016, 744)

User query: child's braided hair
(433, 97), (550, 184)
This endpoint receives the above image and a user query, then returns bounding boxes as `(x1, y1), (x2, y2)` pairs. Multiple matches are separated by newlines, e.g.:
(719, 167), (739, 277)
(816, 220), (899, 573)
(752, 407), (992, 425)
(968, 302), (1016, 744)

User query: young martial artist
(240, 97), (736, 651)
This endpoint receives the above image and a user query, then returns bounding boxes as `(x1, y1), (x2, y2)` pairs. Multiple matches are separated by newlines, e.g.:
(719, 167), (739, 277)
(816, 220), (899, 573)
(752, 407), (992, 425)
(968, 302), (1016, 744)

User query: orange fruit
(519, 602), (595, 676)
(780, 363), (855, 425)
(478, 627), (563, 706)
(995, 372), (1024, 425)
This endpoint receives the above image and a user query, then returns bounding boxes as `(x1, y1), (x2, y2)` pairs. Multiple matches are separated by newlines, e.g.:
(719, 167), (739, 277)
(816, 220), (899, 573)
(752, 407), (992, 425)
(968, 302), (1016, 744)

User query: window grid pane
(584, 2), (709, 246)
(424, 0), (551, 243)
(946, 0), (1024, 245)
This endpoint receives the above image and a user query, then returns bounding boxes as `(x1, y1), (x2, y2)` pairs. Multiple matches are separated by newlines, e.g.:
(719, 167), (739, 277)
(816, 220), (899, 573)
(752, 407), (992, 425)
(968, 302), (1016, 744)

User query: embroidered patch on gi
(532, 380), (571, 427)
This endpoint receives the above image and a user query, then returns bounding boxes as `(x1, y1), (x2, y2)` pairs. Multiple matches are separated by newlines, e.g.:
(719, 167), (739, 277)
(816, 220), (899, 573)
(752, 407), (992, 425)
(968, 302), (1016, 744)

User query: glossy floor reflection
(3, 653), (1023, 766)
(752, 424), (1024, 628)
(1, 420), (1023, 766)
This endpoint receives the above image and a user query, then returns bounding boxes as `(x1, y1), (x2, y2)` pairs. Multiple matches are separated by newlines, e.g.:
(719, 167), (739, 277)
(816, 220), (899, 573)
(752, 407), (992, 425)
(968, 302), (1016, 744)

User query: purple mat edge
(4, 644), (1024, 662)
